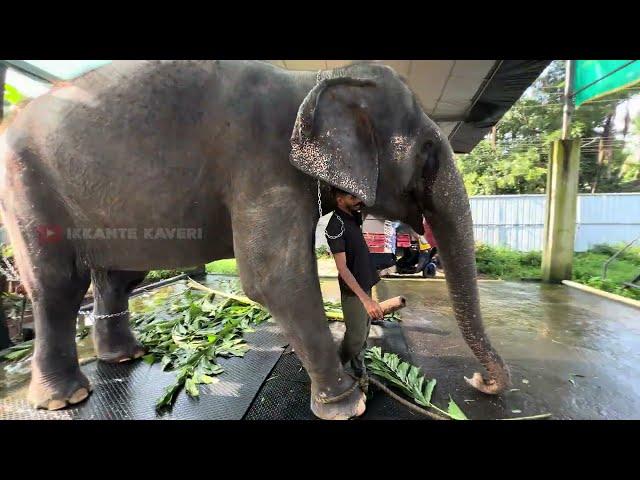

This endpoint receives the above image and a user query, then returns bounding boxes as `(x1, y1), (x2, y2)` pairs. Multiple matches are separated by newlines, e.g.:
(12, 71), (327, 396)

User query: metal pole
(561, 60), (575, 140)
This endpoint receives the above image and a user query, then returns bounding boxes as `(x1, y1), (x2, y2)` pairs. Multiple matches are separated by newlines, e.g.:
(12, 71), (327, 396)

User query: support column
(542, 139), (581, 283)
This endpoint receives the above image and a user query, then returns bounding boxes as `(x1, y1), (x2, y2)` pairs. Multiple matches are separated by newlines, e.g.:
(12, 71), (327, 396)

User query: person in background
(422, 217), (440, 269)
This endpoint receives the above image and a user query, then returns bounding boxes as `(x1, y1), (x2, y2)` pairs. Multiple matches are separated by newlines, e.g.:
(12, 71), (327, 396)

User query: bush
(145, 270), (182, 282)
(316, 245), (332, 258)
(582, 275), (640, 301)
(589, 243), (640, 265)
(474, 244), (540, 279)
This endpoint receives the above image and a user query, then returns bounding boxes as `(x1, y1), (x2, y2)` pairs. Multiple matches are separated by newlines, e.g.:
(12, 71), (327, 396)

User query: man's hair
(331, 186), (349, 199)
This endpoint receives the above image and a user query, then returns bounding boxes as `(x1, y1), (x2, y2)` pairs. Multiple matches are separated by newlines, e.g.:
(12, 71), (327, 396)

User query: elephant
(0, 60), (510, 419)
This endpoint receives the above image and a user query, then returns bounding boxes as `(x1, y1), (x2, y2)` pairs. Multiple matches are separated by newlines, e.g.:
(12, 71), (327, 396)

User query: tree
(456, 60), (640, 195)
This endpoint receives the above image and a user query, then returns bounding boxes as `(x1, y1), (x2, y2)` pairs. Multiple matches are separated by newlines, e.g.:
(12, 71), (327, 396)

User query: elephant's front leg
(230, 189), (366, 420)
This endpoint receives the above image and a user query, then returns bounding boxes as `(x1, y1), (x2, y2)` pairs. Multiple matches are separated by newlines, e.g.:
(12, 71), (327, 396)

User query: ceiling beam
(2, 60), (59, 83)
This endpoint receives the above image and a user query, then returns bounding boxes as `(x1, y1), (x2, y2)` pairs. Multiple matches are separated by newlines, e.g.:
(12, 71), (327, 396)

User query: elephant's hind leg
(91, 269), (147, 363)
(7, 222), (92, 410)
(1, 149), (93, 410)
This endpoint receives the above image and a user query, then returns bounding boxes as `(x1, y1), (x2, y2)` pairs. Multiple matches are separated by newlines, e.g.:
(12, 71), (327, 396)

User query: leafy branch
(365, 346), (467, 420)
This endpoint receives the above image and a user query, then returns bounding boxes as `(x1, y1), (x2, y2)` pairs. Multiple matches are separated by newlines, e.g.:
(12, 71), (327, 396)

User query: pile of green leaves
(0, 340), (33, 362)
(0, 325), (90, 363)
(130, 287), (272, 410)
(365, 346), (468, 420)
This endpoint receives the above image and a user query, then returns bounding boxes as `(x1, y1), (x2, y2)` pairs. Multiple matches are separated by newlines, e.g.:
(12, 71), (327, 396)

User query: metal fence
(316, 193), (640, 252)
(470, 193), (640, 252)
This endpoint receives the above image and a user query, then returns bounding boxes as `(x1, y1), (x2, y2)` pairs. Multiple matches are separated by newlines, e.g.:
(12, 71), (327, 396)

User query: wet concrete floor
(374, 278), (640, 420)
(2, 275), (639, 419)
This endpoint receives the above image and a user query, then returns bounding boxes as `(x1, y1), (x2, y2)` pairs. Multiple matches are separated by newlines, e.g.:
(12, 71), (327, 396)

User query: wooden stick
(499, 413), (552, 420)
(379, 296), (406, 315)
(186, 278), (260, 306)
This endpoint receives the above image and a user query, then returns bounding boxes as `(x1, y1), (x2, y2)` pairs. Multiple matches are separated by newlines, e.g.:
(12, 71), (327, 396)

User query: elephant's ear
(290, 77), (379, 206)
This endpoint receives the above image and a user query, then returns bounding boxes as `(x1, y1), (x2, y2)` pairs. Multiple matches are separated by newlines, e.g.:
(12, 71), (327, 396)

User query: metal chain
(325, 215), (344, 239)
(320, 180), (345, 240)
(317, 179), (323, 218)
(313, 71), (345, 241)
(78, 309), (129, 320)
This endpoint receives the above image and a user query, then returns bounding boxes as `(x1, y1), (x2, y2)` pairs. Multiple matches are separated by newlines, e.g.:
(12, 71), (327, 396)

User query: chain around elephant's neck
(314, 70), (345, 239)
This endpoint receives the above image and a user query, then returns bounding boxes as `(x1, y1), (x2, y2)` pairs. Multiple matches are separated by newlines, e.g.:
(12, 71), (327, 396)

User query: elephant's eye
(420, 140), (434, 155)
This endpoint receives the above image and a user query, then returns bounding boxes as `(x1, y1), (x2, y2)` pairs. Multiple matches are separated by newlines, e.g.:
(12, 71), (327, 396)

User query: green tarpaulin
(574, 60), (640, 107)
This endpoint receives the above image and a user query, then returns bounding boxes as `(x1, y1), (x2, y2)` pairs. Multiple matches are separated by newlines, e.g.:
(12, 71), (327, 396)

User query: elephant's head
(290, 62), (510, 395)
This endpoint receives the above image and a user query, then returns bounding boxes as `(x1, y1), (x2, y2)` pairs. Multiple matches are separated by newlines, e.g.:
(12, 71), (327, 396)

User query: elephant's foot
(464, 365), (511, 395)
(94, 321), (146, 363)
(28, 367), (92, 410)
(310, 376), (367, 420)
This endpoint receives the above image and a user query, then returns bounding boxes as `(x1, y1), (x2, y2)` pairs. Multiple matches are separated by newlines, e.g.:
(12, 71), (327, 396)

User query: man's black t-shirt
(325, 208), (380, 296)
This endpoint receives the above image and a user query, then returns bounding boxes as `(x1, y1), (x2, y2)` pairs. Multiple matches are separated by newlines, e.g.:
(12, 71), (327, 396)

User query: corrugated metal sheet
(470, 195), (546, 251)
(470, 193), (640, 252)
(315, 193), (640, 252)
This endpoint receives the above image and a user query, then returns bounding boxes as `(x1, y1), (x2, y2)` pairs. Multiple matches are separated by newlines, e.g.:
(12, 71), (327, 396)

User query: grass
(475, 245), (543, 280)
(205, 259), (239, 275)
(475, 243), (640, 301)
(204, 249), (331, 276)
(148, 243), (640, 302)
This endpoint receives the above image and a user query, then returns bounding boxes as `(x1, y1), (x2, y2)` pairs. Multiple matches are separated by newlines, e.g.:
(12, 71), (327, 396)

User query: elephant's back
(1, 60), (311, 223)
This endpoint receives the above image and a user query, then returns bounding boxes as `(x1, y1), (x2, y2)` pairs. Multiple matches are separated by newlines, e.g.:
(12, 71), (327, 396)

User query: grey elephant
(0, 60), (510, 419)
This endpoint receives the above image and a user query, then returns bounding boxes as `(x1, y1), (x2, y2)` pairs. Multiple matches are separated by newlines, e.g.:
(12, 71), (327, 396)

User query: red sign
(36, 225), (62, 245)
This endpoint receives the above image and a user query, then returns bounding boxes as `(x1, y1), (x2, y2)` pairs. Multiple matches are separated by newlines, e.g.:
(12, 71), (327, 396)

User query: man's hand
(333, 252), (383, 319)
(362, 297), (384, 320)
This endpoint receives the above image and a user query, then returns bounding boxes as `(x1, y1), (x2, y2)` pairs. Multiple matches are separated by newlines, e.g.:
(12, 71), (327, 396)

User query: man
(325, 187), (383, 377)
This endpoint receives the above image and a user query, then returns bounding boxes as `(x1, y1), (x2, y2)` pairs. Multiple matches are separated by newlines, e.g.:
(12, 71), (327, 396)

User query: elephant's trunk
(422, 144), (510, 395)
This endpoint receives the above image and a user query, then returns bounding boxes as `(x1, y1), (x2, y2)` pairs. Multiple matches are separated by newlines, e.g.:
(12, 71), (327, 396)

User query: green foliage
(1, 243), (13, 259)
(0, 340), (33, 361)
(130, 287), (272, 410)
(365, 346), (467, 420)
(316, 245), (331, 258)
(457, 60), (640, 194)
(3, 84), (26, 106)
(474, 244), (542, 279)
(145, 269), (183, 282)
(205, 259), (238, 275)
(475, 243), (640, 300)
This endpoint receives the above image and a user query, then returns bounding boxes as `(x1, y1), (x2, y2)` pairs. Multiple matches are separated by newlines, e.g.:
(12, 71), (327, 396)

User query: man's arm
(332, 252), (384, 320)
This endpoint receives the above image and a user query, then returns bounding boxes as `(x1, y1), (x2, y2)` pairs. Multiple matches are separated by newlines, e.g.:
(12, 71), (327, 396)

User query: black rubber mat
(244, 321), (424, 420)
(243, 351), (422, 420)
(0, 322), (286, 420)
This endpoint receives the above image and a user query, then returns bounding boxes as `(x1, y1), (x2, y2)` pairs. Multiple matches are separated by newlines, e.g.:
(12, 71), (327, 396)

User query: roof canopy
(270, 60), (550, 153)
(2, 60), (550, 153)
